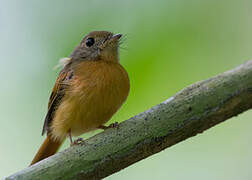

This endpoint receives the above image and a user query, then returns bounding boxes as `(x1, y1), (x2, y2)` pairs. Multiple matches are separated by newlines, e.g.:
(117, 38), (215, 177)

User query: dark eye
(86, 37), (95, 47)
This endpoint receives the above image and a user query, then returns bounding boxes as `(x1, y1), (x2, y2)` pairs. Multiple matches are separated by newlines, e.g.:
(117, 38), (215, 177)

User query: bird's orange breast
(51, 60), (129, 141)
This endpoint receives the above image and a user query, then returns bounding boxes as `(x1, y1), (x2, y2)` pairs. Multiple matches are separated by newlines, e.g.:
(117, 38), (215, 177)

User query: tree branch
(6, 60), (252, 180)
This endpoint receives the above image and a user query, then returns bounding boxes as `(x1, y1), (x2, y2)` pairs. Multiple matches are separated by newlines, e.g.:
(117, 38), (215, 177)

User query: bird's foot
(108, 122), (119, 128)
(70, 138), (85, 146)
(98, 122), (119, 130)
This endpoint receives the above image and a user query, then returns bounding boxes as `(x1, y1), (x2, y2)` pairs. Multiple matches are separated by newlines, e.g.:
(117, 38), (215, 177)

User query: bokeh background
(1, 0), (252, 179)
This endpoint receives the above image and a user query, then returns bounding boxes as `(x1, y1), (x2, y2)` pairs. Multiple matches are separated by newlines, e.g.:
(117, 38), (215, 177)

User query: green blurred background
(1, 0), (252, 179)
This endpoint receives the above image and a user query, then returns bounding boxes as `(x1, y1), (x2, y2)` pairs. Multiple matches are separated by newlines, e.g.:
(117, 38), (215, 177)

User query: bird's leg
(98, 122), (119, 130)
(68, 129), (73, 144)
(69, 129), (74, 146)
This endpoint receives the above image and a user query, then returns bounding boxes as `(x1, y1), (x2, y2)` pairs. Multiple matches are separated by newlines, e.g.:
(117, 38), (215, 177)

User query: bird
(30, 31), (130, 165)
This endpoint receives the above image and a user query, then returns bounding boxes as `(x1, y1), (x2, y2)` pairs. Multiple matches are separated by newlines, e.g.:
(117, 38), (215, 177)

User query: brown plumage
(30, 31), (130, 165)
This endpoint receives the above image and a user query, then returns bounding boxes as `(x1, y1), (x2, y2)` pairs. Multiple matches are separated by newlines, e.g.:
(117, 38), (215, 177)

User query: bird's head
(71, 31), (122, 62)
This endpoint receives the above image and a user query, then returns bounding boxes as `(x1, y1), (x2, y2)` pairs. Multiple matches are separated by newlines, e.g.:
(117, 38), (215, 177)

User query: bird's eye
(86, 37), (95, 47)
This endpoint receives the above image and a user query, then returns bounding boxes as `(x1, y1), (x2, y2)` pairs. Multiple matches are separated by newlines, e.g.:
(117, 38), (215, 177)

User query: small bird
(30, 31), (130, 165)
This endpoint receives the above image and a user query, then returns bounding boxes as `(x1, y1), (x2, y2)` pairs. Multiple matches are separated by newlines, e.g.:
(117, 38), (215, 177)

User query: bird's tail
(30, 135), (63, 166)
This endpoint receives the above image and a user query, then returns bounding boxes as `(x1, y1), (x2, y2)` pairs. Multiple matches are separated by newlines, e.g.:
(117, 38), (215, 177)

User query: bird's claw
(107, 122), (119, 129)
(71, 138), (85, 146)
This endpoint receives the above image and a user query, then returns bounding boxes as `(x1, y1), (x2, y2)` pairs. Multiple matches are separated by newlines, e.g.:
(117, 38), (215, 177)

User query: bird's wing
(42, 67), (73, 136)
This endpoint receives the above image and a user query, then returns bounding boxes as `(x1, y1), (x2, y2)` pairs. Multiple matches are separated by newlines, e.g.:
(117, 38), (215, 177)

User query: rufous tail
(30, 135), (63, 166)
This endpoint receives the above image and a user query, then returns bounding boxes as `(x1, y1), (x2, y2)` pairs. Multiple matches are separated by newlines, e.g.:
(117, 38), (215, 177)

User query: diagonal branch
(6, 60), (252, 180)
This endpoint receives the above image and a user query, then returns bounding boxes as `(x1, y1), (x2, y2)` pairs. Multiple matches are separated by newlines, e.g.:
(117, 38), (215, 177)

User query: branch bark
(6, 60), (252, 180)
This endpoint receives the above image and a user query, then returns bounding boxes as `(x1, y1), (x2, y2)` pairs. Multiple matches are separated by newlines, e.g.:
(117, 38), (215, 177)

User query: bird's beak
(111, 33), (122, 41)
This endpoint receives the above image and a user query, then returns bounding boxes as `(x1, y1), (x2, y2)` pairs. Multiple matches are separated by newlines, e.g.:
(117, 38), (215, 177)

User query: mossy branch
(6, 60), (252, 180)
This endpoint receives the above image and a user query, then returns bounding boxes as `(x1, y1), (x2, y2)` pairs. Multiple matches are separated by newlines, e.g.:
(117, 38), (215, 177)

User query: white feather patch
(53, 57), (71, 70)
